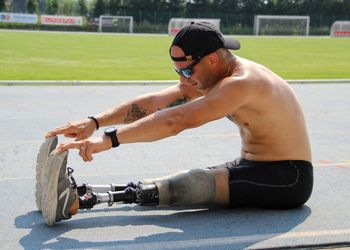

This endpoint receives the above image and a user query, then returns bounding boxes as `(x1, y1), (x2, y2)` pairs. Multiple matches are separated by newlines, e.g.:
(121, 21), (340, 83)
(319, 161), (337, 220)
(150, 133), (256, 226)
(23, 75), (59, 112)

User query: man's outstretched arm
(94, 81), (202, 126)
(46, 82), (202, 141)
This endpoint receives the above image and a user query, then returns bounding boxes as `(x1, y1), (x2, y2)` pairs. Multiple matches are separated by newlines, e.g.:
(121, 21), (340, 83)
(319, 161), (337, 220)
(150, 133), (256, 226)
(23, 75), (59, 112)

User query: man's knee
(144, 169), (216, 207)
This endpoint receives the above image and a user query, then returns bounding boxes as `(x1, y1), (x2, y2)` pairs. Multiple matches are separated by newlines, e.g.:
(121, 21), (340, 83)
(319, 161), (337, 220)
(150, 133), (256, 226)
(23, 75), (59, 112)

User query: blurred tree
(62, 0), (73, 15)
(238, 0), (263, 14)
(46, 0), (58, 14)
(186, 0), (211, 13)
(273, 0), (300, 15)
(0, 0), (5, 11)
(93, 0), (106, 17)
(109, 0), (122, 15)
(26, 0), (38, 13)
(165, 0), (186, 12)
(78, 0), (88, 16)
(128, 0), (149, 11)
(259, 0), (276, 14)
(212, 0), (239, 13)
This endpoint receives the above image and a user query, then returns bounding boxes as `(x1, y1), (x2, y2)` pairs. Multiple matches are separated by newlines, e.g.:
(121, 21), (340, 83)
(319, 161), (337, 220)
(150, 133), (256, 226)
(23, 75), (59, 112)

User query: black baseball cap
(170, 22), (240, 62)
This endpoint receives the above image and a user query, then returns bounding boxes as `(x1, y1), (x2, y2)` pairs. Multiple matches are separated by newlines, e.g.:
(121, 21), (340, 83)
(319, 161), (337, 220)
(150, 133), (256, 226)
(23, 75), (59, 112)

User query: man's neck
(226, 55), (238, 77)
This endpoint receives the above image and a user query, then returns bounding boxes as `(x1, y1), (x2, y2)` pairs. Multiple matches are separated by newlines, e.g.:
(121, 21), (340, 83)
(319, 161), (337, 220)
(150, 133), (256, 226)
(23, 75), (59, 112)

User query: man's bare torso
(222, 57), (311, 162)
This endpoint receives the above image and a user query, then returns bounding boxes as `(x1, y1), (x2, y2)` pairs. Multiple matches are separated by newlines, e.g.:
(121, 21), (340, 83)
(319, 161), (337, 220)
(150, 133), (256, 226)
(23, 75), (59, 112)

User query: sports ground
(1, 84), (350, 249)
(0, 30), (350, 249)
(0, 30), (350, 80)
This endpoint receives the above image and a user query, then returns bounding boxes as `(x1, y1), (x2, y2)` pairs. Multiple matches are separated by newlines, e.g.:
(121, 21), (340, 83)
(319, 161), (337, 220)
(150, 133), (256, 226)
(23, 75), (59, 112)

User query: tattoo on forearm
(124, 104), (149, 123)
(166, 95), (191, 108)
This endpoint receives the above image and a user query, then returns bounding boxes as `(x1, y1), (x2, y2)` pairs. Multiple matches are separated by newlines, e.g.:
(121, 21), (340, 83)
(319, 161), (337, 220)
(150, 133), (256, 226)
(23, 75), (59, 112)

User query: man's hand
(53, 136), (112, 162)
(45, 118), (96, 141)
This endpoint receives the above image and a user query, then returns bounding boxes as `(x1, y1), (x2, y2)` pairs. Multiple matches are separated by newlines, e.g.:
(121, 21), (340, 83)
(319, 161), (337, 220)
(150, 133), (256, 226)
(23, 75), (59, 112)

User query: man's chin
(192, 82), (204, 91)
(197, 83), (210, 91)
(196, 85), (204, 91)
(200, 84), (216, 95)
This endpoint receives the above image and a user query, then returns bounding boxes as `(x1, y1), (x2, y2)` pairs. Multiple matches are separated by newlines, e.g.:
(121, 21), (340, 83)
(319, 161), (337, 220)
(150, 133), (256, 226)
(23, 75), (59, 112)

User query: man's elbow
(164, 112), (189, 136)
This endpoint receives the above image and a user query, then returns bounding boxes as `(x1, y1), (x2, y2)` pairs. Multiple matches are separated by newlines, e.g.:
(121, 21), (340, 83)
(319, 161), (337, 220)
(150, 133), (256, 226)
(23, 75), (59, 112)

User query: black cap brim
(223, 37), (241, 50)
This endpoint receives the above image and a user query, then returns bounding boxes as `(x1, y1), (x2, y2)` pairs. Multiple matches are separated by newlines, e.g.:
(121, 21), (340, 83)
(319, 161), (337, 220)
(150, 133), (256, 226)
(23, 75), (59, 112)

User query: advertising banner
(0, 12), (38, 24)
(41, 15), (83, 26)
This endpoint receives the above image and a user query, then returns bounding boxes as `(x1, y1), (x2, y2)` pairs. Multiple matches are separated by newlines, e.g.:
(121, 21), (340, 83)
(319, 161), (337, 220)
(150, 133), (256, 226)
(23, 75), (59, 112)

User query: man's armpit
(124, 104), (149, 123)
(166, 94), (191, 108)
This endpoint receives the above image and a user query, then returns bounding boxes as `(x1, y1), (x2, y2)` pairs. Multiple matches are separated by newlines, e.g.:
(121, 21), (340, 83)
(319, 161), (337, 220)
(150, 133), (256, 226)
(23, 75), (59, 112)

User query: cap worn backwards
(170, 22), (240, 62)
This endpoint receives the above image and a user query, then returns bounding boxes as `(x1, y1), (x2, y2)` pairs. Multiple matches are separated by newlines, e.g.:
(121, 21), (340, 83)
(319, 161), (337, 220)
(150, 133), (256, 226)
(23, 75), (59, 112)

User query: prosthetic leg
(76, 169), (216, 210)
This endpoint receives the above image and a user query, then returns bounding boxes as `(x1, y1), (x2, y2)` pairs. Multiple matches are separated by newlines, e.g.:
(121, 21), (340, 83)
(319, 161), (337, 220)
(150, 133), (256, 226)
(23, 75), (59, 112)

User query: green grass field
(0, 30), (349, 80)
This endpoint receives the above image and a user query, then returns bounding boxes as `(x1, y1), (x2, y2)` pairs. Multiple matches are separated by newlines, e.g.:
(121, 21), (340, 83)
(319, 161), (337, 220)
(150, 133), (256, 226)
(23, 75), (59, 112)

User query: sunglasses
(174, 57), (202, 79)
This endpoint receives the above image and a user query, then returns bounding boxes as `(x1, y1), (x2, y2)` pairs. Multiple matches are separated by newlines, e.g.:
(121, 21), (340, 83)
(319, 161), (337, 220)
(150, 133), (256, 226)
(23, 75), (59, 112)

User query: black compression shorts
(210, 158), (313, 209)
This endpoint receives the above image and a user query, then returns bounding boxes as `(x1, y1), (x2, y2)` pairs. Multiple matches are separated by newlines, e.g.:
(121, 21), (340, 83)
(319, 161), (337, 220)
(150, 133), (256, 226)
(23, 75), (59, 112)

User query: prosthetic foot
(35, 136), (58, 212)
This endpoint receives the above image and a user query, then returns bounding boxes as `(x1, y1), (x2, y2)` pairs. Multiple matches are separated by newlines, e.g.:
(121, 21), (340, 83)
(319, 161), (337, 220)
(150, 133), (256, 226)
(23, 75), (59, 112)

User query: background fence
(1, 10), (349, 35)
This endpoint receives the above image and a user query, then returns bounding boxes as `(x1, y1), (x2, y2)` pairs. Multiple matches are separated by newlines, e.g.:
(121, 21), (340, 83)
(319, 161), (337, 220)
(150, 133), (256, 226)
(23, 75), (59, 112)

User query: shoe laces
(67, 167), (77, 189)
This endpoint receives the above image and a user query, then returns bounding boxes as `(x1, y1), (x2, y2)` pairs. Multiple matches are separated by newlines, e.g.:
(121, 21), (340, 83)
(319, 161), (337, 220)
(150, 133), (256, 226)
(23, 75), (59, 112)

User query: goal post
(253, 15), (310, 36)
(98, 15), (133, 33)
(168, 18), (221, 35)
(330, 21), (350, 37)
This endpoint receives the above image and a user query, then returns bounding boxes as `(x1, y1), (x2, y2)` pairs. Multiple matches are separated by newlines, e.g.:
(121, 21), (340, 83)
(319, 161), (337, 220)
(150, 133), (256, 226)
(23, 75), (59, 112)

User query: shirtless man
(38, 22), (313, 226)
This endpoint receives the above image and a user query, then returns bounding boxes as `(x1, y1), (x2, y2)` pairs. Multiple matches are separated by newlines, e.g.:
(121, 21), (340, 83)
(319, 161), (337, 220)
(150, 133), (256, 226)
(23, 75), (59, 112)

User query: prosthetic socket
(144, 169), (216, 206)
(77, 169), (216, 209)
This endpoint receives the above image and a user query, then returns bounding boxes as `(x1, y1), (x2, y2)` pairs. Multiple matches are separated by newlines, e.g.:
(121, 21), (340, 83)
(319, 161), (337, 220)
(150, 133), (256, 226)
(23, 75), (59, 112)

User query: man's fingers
(79, 148), (86, 161)
(48, 135), (97, 162)
(79, 144), (94, 162)
(45, 126), (71, 138)
(45, 131), (56, 138)
(86, 146), (94, 162)
(54, 141), (83, 154)
(79, 143), (94, 162)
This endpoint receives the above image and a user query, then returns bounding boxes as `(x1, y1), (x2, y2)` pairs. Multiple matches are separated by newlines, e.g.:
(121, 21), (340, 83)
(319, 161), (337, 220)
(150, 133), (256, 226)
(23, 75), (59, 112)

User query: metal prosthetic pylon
(77, 182), (159, 210)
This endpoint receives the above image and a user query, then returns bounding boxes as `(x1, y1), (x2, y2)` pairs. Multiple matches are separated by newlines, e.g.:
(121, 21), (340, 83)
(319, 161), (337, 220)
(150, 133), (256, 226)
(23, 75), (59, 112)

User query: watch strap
(105, 127), (120, 148)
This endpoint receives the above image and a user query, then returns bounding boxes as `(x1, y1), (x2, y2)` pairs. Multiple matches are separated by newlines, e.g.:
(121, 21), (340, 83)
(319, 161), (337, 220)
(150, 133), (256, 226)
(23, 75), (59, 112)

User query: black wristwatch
(104, 127), (120, 148)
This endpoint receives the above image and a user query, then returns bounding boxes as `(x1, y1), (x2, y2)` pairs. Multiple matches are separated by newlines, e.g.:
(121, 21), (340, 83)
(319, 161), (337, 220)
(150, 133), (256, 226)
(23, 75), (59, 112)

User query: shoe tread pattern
(35, 136), (57, 211)
(42, 151), (68, 227)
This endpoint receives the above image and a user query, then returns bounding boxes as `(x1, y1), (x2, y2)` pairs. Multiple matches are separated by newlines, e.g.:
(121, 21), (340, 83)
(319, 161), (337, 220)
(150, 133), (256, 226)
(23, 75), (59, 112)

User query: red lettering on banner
(42, 16), (79, 24)
(334, 30), (350, 36)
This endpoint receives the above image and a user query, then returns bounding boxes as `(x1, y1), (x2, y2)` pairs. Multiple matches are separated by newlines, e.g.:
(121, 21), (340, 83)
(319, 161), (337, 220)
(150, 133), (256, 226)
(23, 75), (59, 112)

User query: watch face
(105, 127), (116, 134)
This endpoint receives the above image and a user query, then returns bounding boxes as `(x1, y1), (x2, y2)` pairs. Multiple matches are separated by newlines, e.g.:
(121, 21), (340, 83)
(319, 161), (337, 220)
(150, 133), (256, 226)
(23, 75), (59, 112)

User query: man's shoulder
(216, 73), (254, 92)
(203, 75), (256, 110)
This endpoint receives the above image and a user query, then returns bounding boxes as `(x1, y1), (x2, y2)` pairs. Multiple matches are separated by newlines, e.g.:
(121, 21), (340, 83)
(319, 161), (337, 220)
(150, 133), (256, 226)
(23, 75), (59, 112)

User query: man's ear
(207, 53), (219, 67)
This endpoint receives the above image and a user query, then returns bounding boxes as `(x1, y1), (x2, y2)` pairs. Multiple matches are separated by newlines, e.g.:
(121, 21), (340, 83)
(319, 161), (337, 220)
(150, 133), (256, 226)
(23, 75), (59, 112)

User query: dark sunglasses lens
(174, 67), (192, 79)
(181, 68), (192, 78)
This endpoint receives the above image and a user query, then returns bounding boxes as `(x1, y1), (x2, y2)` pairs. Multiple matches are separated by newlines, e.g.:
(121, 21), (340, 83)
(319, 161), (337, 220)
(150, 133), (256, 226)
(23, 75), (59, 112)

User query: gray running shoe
(42, 151), (78, 227)
(35, 136), (58, 212)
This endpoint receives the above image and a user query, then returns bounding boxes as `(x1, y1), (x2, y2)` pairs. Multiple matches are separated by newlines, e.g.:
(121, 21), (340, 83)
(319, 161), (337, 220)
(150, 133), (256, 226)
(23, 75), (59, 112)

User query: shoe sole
(35, 136), (58, 212)
(42, 150), (68, 227)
